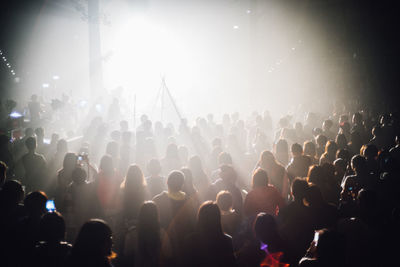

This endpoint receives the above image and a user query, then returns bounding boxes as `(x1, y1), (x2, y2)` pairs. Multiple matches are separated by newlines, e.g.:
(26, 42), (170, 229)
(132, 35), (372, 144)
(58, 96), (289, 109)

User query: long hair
(197, 201), (223, 237)
(137, 201), (161, 266)
(71, 219), (113, 264)
(122, 165), (147, 220)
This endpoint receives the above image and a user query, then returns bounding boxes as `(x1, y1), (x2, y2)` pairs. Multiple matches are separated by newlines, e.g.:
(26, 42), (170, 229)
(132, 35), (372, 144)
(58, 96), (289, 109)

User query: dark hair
(25, 136), (36, 151)
(72, 219), (113, 261)
(307, 165), (324, 186)
(147, 159), (161, 175)
(316, 135), (328, 147)
(254, 213), (278, 244)
(216, 191), (233, 211)
(99, 155), (114, 175)
(72, 167), (87, 184)
(291, 143), (303, 154)
(197, 201), (223, 236)
(252, 168), (269, 188)
(218, 152), (233, 165)
(303, 141), (316, 157)
(39, 212), (66, 242)
(275, 139), (289, 154)
(1, 180), (24, 206)
(167, 171), (184, 192)
(304, 185), (324, 206)
(325, 141), (338, 156)
(351, 155), (366, 173)
(124, 165), (146, 189)
(24, 191), (48, 215)
(137, 201), (161, 266)
(291, 178), (309, 200)
(335, 134), (347, 149)
(363, 144), (378, 159)
(63, 153), (77, 170)
(336, 149), (350, 162)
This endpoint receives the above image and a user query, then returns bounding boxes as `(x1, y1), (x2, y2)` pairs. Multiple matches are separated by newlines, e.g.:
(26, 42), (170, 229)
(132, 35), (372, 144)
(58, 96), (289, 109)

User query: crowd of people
(0, 94), (399, 267)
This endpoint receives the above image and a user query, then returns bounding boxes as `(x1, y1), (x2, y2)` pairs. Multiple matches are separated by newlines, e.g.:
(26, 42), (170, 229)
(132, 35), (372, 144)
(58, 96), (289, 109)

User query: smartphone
(313, 231), (319, 246)
(46, 200), (56, 212)
(78, 156), (83, 161)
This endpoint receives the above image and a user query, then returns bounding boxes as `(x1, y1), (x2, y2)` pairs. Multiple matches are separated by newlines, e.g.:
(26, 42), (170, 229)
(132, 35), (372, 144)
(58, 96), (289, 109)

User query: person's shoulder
(152, 191), (168, 202)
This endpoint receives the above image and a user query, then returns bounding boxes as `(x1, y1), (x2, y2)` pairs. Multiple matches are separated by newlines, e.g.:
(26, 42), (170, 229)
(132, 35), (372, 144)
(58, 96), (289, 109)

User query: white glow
(42, 83), (49, 88)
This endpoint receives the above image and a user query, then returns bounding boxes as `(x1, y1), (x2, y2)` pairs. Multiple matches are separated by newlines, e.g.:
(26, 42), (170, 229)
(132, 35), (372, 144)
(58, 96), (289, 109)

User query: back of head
(0, 161), (7, 186)
(72, 167), (87, 184)
(167, 171), (184, 192)
(307, 165), (324, 185)
(197, 201), (222, 236)
(218, 152), (233, 166)
(325, 141), (338, 155)
(216, 190), (233, 212)
(254, 212), (278, 244)
(336, 149), (350, 162)
(99, 155), (114, 175)
(275, 139), (288, 154)
(147, 159), (161, 176)
(25, 136), (37, 151)
(189, 155), (203, 172)
(291, 178), (309, 201)
(125, 164), (145, 189)
(303, 141), (316, 157)
(291, 143), (303, 156)
(39, 212), (65, 242)
(0, 180), (24, 206)
(363, 144), (378, 159)
(219, 164), (237, 184)
(138, 201), (160, 232)
(24, 191), (48, 216)
(260, 150), (275, 167)
(63, 153), (77, 170)
(316, 135), (328, 147)
(73, 219), (112, 259)
(316, 229), (346, 265)
(181, 167), (193, 185)
(304, 185), (324, 206)
(351, 155), (366, 174)
(166, 143), (179, 159)
(252, 168), (269, 188)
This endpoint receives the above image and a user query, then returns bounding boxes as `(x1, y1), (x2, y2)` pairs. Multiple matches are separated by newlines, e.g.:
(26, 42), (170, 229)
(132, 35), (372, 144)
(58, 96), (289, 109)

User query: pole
(133, 93), (136, 129)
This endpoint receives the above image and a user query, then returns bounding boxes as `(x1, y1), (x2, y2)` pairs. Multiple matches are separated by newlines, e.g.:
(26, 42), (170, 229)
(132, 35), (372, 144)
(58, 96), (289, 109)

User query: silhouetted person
(21, 137), (47, 192)
(274, 139), (289, 167)
(184, 201), (237, 267)
(123, 201), (172, 267)
(216, 190), (241, 237)
(146, 159), (166, 198)
(67, 219), (115, 267)
(287, 143), (312, 182)
(244, 168), (285, 219)
(33, 212), (72, 267)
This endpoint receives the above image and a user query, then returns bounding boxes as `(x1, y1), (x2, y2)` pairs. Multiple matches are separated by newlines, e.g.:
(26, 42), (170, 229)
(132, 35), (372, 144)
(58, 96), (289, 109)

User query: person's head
(314, 229), (346, 265)
(165, 143), (179, 159)
(189, 155), (203, 172)
(167, 171), (184, 193)
(335, 134), (347, 149)
(252, 168), (269, 189)
(291, 178), (309, 201)
(120, 120), (129, 132)
(333, 158), (347, 177)
(25, 128), (34, 138)
(39, 212), (66, 242)
(350, 155), (366, 174)
(322, 119), (333, 131)
(138, 201), (160, 231)
(325, 141), (338, 156)
(99, 155), (114, 175)
(1, 180), (24, 206)
(303, 141), (316, 157)
(197, 201), (223, 236)
(25, 136), (37, 152)
(307, 165), (324, 185)
(63, 153), (78, 170)
(178, 145), (189, 164)
(24, 191), (48, 216)
(72, 167), (87, 184)
(260, 150), (277, 168)
(336, 149), (350, 162)
(147, 159), (161, 176)
(34, 127), (44, 139)
(254, 213), (279, 244)
(352, 112), (363, 125)
(218, 152), (232, 166)
(124, 165), (146, 189)
(216, 190), (233, 212)
(316, 135), (328, 148)
(291, 143), (303, 157)
(0, 161), (7, 186)
(73, 219), (113, 260)
(275, 139), (288, 154)
(362, 144), (378, 160)
(56, 139), (68, 153)
(219, 165), (237, 184)
(106, 141), (119, 157)
(304, 185), (324, 206)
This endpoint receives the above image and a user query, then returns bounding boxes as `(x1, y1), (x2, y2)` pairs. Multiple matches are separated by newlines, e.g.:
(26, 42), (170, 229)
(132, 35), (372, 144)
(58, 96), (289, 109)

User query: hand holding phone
(46, 200), (56, 212)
